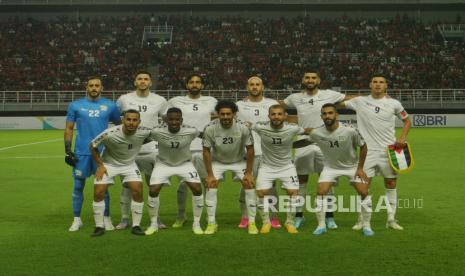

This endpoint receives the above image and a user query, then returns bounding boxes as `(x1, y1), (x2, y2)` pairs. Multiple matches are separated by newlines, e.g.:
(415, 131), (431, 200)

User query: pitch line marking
(0, 155), (62, 159)
(0, 139), (61, 151)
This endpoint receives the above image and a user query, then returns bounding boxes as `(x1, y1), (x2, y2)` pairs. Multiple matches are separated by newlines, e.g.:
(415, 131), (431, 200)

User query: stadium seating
(1, 15), (464, 90)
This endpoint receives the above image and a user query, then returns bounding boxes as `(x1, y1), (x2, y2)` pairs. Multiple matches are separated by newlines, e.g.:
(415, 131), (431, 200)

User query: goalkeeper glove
(65, 151), (78, 167)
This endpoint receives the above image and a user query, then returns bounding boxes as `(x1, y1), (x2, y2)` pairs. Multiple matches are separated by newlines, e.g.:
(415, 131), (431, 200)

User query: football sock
(131, 200), (144, 227)
(93, 200), (105, 228)
(120, 186), (131, 220)
(192, 195), (204, 224)
(386, 188), (397, 221)
(72, 177), (85, 217)
(205, 188), (218, 224)
(176, 183), (188, 219)
(244, 189), (257, 223)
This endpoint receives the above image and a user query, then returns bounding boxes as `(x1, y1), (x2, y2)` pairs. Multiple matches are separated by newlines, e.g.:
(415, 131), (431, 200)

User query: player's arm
(89, 141), (107, 181)
(243, 145), (255, 188)
(293, 139), (312, 149)
(202, 146), (217, 188)
(64, 121), (78, 167)
(396, 117), (411, 147)
(355, 143), (369, 184)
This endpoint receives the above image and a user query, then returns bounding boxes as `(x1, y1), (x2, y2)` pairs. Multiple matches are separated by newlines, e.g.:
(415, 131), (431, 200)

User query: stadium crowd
(1, 15), (464, 90)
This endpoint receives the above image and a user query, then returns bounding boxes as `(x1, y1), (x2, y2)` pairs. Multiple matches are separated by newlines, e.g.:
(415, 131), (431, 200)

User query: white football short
(294, 144), (324, 175)
(364, 150), (397, 179)
(135, 150), (157, 176)
(94, 162), (142, 185)
(256, 163), (299, 190)
(318, 166), (364, 184)
(212, 160), (246, 181)
(150, 160), (201, 185)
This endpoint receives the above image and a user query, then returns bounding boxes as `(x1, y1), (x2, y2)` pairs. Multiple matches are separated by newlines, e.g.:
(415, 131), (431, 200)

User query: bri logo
(413, 115), (447, 126)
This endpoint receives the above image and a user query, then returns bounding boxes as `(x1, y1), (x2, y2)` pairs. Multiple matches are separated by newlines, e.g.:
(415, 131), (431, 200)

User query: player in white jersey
(166, 74), (217, 228)
(144, 108), (205, 235)
(280, 70), (348, 229)
(339, 75), (411, 230)
(236, 76), (281, 229)
(295, 104), (373, 236)
(115, 70), (168, 230)
(254, 105), (310, 234)
(202, 100), (257, 235)
(89, 110), (151, 237)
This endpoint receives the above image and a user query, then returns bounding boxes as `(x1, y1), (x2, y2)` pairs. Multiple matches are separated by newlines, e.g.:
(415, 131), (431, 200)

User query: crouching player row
(89, 108), (204, 236)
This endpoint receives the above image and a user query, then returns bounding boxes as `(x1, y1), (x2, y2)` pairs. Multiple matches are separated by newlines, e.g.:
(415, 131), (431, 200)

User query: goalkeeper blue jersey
(66, 97), (121, 155)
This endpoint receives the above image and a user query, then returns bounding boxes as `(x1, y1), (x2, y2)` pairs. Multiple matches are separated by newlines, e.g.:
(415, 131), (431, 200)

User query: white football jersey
(116, 91), (167, 153)
(167, 95), (217, 151)
(149, 124), (199, 166)
(236, 97), (279, 155)
(202, 119), (254, 164)
(345, 95), (408, 152)
(254, 122), (304, 167)
(309, 123), (365, 170)
(284, 89), (345, 130)
(91, 125), (151, 166)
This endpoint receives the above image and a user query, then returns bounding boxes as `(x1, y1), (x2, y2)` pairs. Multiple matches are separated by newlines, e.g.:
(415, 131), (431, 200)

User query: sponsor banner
(0, 114), (464, 129)
(339, 114), (465, 128)
(0, 117), (66, 130)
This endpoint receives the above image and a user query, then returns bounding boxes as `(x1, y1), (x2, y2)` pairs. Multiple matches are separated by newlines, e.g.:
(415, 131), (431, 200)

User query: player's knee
(256, 190), (267, 198)
(384, 178), (396, 189)
(191, 186), (202, 196)
(94, 192), (105, 202)
(298, 175), (308, 184)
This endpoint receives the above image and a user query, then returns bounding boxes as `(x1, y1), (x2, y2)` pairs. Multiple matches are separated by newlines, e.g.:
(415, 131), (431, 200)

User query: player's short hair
(321, 103), (337, 112)
(371, 73), (388, 83)
(247, 76), (263, 84)
(268, 104), (285, 113)
(186, 74), (204, 85)
(167, 107), (182, 116)
(215, 100), (238, 113)
(123, 109), (140, 118)
(134, 70), (152, 79)
(302, 69), (320, 77)
(87, 76), (102, 83)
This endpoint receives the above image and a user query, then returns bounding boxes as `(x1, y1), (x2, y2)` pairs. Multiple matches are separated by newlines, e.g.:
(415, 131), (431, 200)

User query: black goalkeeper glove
(65, 151), (78, 167)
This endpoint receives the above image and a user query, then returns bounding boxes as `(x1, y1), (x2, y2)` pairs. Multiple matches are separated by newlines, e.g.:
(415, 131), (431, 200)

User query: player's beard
(88, 90), (100, 99)
(323, 118), (336, 127)
(249, 89), (262, 97)
(220, 118), (233, 128)
(271, 119), (283, 128)
(303, 82), (318, 91)
(189, 88), (201, 96)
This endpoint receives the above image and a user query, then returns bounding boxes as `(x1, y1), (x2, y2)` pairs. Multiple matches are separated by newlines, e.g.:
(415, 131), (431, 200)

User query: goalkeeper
(64, 76), (121, 232)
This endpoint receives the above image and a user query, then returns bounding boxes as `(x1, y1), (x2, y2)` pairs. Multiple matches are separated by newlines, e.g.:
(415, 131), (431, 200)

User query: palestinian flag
(387, 142), (414, 174)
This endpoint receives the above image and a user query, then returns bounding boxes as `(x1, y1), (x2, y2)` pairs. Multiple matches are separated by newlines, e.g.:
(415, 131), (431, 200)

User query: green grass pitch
(0, 128), (464, 275)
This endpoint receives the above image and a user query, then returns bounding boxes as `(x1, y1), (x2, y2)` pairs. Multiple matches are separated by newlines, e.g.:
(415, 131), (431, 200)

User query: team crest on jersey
(338, 136), (347, 141)
(74, 169), (82, 177)
(100, 105), (108, 111)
